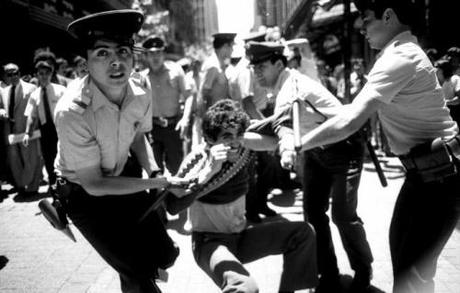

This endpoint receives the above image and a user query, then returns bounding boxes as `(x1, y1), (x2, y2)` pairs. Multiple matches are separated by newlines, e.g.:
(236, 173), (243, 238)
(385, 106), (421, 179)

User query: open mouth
(109, 72), (125, 79)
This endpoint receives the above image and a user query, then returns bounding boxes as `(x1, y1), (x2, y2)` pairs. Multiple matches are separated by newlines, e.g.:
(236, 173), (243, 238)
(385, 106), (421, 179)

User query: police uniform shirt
(54, 76), (152, 184)
(359, 31), (458, 155)
(25, 83), (66, 125)
(145, 61), (191, 118)
(200, 52), (230, 105)
(273, 68), (341, 137)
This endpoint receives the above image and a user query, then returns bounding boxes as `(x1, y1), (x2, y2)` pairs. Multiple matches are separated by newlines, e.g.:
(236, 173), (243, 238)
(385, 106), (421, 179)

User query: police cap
(242, 31), (267, 43)
(212, 33), (237, 43)
(3, 63), (19, 73)
(142, 36), (166, 52)
(67, 9), (144, 47)
(246, 41), (285, 65)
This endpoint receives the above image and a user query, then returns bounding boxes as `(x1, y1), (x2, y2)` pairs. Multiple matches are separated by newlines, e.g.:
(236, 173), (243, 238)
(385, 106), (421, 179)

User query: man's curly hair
(202, 99), (250, 144)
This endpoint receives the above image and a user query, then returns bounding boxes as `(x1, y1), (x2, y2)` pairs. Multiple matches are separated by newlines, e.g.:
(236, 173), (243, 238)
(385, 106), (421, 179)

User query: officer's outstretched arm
(75, 164), (170, 196)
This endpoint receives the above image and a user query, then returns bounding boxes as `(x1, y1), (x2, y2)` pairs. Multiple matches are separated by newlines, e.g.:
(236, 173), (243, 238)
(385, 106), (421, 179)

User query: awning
(29, 5), (73, 31)
(311, 2), (358, 28)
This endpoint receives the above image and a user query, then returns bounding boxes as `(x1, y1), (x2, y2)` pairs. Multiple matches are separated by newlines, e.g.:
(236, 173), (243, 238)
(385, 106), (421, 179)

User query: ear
(275, 59), (284, 71)
(382, 8), (395, 24)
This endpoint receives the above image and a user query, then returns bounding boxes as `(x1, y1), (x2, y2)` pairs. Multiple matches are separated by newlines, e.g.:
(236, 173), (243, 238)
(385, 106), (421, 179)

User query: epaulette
(69, 94), (91, 115)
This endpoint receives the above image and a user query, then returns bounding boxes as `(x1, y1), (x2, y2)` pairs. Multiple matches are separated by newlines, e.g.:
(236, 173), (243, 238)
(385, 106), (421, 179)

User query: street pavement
(1, 156), (459, 293)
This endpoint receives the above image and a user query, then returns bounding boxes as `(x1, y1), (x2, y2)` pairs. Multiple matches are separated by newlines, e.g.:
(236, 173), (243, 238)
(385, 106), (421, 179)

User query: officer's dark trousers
(65, 160), (178, 293)
(302, 140), (373, 280)
(39, 121), (57, 187)
(151, 124), (183, 175)
(246, 152), (276, 215)
(390, 172), (460, 293)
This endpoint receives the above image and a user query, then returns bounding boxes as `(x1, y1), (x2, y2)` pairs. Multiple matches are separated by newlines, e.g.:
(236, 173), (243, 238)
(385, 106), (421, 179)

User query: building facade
(190, 0), (218, 44)
(0, 0), (133, 75)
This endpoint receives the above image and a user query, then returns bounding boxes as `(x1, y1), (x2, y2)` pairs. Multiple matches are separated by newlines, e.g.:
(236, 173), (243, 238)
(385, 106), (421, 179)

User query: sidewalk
(0, 157), (459, 293)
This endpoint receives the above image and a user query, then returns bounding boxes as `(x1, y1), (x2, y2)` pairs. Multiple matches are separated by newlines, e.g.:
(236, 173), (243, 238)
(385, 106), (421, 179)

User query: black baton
(366, 141), (387, 187)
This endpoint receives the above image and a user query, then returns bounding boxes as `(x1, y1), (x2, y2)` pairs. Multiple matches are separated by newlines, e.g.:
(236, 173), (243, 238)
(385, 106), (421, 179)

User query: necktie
(8, 85), (16, 121)
(42, 86), (53, 126)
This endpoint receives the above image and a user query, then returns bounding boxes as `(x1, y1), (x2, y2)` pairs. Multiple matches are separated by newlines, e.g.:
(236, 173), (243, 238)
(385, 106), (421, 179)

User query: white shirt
(360, 31), (458, 155)
(274, 69), (341, 137)
(54, 76), (152, 184)
(25, 83), (66, 125)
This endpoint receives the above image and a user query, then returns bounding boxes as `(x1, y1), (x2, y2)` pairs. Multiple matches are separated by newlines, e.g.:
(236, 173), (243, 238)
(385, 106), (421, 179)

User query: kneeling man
(167, 99), (318, 293)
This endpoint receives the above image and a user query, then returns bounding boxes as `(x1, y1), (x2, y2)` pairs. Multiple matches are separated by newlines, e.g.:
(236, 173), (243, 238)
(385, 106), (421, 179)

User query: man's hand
(280, 149), (297, 170)
(209, 144), (230, 170)
(22, 133), (30, 147)
(175, 117), (190, 139)
(167, 176), (197, 198)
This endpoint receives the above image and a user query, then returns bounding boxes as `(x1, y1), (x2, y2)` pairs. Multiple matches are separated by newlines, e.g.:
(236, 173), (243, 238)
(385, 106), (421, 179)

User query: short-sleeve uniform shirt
(274, 68), (341, 136)
(54, 76), (152, 184)
(145, 61), (191, 118)
(359, 31), (458, 155)
(199, 53), (230, 107)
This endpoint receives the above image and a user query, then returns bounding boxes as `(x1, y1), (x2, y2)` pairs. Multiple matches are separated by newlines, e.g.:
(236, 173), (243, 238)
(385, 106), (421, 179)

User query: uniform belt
(152, 116), (179, 127)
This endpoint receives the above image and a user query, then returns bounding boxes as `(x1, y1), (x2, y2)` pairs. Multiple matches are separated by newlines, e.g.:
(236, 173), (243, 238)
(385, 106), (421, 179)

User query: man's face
(4, 70), (20, 85)
(145, 50), (165, 71)
(221, 42), (234, 60)
(36, 67), (53, 86)
(359, 9), (388, 50)
(253, 60), (281, 88)
(210, 126), (242, 163)
(87, 39), (133, 88)
(76, 60), (88, 77)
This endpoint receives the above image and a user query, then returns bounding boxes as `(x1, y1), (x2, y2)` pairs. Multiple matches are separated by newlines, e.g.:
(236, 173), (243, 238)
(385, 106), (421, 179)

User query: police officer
(140, 35), (193, 175)
(246, 41), (374, 292)
(294, 1), (460, 292)
(54, 10), (190, 293)
(197, 32), (236, 113)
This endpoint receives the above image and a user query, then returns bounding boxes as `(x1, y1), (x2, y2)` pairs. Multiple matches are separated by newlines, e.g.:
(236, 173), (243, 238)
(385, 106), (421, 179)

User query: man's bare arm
(300, 93), (384, 151)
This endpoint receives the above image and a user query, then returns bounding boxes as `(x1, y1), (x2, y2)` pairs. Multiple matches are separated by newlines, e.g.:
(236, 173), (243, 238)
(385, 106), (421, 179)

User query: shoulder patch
(69, 100), (88, 114)
(69, 95), (91, 115)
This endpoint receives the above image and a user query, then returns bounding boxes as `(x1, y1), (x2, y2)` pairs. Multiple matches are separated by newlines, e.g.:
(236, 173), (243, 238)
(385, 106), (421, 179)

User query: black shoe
(259, 206), (277, 217)
(246, 213), (262, 223)
(349, 269), (372, 293)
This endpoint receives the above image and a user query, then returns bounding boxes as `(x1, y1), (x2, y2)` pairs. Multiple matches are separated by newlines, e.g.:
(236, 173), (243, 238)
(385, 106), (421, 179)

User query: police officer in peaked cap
(53, 10), (192, 293)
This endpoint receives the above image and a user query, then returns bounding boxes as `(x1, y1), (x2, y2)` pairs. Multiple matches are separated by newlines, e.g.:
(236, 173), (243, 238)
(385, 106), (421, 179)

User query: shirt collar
(81, 77), (146, 112)
(378, 30), (417, 57)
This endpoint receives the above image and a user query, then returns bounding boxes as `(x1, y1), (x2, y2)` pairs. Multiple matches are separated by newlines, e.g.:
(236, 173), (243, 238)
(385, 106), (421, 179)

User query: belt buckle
(159, 117), (168, 127)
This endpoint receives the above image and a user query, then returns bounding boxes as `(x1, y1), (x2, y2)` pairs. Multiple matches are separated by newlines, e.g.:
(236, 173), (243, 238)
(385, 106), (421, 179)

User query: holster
(400, 136), (460, 182)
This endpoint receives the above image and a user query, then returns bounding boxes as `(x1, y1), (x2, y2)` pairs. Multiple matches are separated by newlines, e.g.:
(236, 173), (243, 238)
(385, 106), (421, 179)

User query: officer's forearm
(82, 176), (170, 196)
(130, 132), (160, 176)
